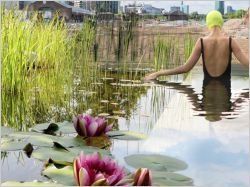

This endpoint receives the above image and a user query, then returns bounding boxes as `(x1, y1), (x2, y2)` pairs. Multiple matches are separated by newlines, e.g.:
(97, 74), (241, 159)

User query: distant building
(64, 1), (74, 6)
(76, 1), (119, 14)
(227, 6), (235, 14)
(215, 0), (225, 15)
(96, 1), (119, 14)
(124, 4), (163, 15)
(181, 1), (189, 15)
(28, 1), (94, 22)
(164, 10), (188, 21)
(74, 1), (84, 8)
(142, 4), (163, 15)
(170, 6), (181, 12)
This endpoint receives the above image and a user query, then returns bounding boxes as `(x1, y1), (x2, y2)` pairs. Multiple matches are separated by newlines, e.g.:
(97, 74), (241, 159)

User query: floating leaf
(106, 115), (120, 120)
(32, 145), (111, 162)
(53, 142), (69, 152)
(120, 79), (132, 82)
(1, 127), (14, 136)
(2, 132), (85, 152)
(100, 100), (109, 103)
(1, 181), (62, 186)
(110, 83), (147, 87)
(107, 131), (147, 140)
(91, 82), (103, 85)
(57, 121), (76, 134)
(32, 147), (76, 162)
(110, 102), (119, 106)
(131, 80), (142, 84)
(112, 110), (126, 115)
(42, 165), (74, 186)
(31, 121), (75, 135)
(152, 171), (193, 186)
(7, 132), (53, 146)
(101, 77), (114, 81)
(1, 139), (30, 151)
(124, 154), (187, 172)
(112, 92), (121, 95)
(47, 159), (72, 169)
(98, 113), (110, 117)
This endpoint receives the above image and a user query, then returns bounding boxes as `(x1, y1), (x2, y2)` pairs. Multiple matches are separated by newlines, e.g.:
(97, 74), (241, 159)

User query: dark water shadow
(150, 79), (249, 122)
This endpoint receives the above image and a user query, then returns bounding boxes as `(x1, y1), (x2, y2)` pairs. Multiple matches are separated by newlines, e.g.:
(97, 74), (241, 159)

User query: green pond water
(1, 67), (249, 186)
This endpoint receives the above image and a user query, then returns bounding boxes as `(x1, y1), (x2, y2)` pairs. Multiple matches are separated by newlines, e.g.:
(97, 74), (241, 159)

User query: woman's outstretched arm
(232, 38), (249, 68)
(144, 38), (202, 81)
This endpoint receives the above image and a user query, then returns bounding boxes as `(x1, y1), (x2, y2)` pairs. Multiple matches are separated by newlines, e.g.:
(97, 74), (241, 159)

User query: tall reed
(184, 34), (196, 61)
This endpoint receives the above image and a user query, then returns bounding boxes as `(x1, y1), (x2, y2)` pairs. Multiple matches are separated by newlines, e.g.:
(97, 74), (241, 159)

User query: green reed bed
(2, 10), (72, 93)
(184, 34), (196, 61)
(1, 9), (75, 128)
(154, 36), (177, 71)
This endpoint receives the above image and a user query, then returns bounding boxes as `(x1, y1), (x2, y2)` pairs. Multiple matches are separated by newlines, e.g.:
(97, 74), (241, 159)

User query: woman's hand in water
(144, 72), (159, 82)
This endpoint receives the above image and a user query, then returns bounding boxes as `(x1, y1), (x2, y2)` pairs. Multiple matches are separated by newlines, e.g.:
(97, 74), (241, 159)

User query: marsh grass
(184, 34), (196, 61)
(1, 8), (197, 129)
(154, 36), (179, 71)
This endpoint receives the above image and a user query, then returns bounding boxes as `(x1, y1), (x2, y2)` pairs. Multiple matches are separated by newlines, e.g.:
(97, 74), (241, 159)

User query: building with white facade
(124, 3), (163, 15)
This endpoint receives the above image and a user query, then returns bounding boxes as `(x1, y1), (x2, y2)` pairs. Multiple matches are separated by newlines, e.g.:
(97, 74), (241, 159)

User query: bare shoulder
(204, 35), (229, 41)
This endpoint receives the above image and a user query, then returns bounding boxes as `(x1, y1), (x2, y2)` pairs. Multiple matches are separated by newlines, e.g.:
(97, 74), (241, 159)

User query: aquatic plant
(133, 168), (152, 186)
(184, 34), (196, 61)
(73, 152), (126, 186)
(1, 8), (71, 93)
(73, 114), (112, 137)
(154, 36), (171, 71)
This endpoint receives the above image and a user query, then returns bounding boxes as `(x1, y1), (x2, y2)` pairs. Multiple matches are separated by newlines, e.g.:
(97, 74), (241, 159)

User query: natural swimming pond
(1, 67), (249, 186)
(1, 8), (249, 186)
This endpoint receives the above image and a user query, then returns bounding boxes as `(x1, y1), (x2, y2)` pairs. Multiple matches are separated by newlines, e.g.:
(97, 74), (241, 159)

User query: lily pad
(33, 147), (75, 162)
(100, 100), (109, 103)
(107, 131), (147, 141)
(152, 171), (193, 186)
(101, 77), (114, 81)
(1, 181), (62, 186)
(106, 115), (120, 120)
(32, 145), (111, 162)
(98, 113), (110, 117)
(31, 121), (75, 135)
(1, 140), (31, 151)
(1, 127), (14, 136)
(42, 165), (75, 186)
(2, 132), (85, 152)
(110, 102), (119, 106)
(57, 121), (76, 134)
(112, 110), (126, 115)
(124, 154), (187, 172)
(7, 132), (53, 147)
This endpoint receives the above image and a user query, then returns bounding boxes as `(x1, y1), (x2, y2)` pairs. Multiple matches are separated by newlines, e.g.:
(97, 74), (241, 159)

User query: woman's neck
(209, 27), (223, 37)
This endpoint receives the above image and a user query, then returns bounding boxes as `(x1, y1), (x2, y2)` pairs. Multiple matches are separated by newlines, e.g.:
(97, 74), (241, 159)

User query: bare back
(201, 36), (231, 77)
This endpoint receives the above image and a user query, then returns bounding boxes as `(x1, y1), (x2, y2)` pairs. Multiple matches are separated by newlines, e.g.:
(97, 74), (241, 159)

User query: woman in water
(144, 10), (249, 81)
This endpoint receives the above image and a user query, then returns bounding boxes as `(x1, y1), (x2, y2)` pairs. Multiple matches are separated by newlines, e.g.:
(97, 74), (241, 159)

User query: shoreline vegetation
(1, 7), (248, 129)
(1, 8), (196, 129)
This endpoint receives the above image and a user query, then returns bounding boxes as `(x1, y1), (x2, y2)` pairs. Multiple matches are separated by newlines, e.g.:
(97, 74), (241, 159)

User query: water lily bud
(133, 168), (152, 186)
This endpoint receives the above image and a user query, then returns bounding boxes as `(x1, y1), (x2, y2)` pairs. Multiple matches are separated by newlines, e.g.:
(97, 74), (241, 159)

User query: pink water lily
(133, 168), (152, 186)
(73, 114), (112, 137)
(73, 152), (126, 186)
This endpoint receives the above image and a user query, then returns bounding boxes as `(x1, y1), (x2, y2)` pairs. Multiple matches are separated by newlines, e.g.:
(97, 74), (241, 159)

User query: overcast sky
(121, 0), (249, 14)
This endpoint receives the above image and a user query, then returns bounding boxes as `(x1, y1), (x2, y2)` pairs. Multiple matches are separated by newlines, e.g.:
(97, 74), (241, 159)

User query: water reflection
(1, 151), (46, 182)
(153, 78), (249, 122)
